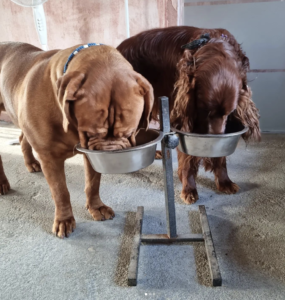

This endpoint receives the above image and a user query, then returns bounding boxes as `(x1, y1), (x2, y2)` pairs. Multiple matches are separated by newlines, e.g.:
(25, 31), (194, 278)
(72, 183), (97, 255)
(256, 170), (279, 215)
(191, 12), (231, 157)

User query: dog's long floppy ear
(225, 37), (260, 141)
(135, 74), (154, 130)
(170, 49), (196, 132)
(234, 86), (261, 142)
(227, 35), (250, 90)
(56, 71), (85, 132)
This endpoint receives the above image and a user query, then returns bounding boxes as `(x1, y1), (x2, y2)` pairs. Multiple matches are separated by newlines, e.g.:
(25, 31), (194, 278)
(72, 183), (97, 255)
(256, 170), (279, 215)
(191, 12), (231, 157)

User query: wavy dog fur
(171, 36), (260, 142)
(233, 88), (260, 141)
(118, 26), (261, 204)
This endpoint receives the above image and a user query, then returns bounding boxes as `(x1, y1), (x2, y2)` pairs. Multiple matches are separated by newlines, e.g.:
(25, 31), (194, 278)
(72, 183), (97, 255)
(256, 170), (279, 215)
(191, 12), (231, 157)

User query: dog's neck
(63, 43), (103, 75)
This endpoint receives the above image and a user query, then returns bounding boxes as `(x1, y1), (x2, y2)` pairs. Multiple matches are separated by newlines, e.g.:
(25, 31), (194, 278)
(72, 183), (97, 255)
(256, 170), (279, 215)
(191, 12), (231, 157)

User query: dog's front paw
(52, 216), (76, 238)
(25, 160), (41, 173)
(180, 188), (199, 204)
(87, 204), (115, 221)
(0, 176), (10, 195)
(217, 180), (239, 194)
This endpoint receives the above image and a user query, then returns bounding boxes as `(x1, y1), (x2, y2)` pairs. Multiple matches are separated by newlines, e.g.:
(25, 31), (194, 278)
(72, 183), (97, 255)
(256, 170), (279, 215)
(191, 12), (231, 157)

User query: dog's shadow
(196, 176), (216, 191)
(195, 176), (260, 194)
(235, 181), (260, 193)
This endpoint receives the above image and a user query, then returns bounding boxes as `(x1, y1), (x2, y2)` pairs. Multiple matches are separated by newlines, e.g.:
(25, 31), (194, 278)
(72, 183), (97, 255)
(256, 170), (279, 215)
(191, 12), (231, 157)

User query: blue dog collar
(63, 43), (103, 74)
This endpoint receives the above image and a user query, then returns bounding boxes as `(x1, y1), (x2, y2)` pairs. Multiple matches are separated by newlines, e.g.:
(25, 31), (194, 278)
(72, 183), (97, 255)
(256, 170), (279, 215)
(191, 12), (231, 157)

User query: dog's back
(117, 27), (195, 118)
(117, 26), (199, 72)
(117, 26), (231, 117)
(0, 42), (58, 125)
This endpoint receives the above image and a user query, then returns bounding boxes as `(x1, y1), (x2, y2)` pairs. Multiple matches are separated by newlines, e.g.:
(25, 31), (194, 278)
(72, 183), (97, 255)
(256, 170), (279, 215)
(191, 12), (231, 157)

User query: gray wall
(184, 0), (285, 132)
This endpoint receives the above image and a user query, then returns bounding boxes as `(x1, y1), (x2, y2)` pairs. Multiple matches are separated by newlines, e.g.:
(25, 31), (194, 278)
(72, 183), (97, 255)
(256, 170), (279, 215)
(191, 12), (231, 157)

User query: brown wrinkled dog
(0, 42), (153, 238)
(117, 26), (260, 204)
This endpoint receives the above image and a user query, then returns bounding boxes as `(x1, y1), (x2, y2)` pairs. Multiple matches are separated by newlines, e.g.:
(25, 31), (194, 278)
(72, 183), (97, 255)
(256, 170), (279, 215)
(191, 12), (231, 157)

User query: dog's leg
(39, 155), (75, 238)
(83, 154), (115, 221)
(19, 133), (41, 173)
(0, 155), (10, 195)
(0, 104), (10, 194)
(206, 157), (239, 194)
(0, 105), (11, 195)
(178, 149), (200, 204)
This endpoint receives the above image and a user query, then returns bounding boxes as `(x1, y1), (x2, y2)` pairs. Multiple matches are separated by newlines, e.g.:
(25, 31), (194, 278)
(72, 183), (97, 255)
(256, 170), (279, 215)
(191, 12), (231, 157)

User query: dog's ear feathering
(56, 71), (85, 132)
(171, 49), (195, 132)
(234, 86), (261, 142)
(135, 74), (154, 131)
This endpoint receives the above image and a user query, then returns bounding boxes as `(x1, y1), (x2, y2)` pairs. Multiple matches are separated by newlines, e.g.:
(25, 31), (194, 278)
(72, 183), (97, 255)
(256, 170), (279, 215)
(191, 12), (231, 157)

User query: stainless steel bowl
(76, 129), (164, 174)
(172, 123), (248, 158)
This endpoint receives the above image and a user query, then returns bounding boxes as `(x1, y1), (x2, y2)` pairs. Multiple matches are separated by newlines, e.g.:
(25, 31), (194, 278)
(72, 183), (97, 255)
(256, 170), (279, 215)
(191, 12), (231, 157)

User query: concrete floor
(0, 122), (285, 300)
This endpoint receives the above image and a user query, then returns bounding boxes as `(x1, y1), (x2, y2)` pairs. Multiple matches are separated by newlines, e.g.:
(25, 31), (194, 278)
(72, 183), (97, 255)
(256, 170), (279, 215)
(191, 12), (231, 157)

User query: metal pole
(124, 0), (130, 38)
(126, 97), (222, 286)
(159, 96), (177, 238)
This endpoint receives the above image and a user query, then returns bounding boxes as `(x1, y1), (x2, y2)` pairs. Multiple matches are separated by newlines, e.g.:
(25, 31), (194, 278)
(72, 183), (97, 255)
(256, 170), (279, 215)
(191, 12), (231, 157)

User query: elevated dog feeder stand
(127, 96), (222, 287)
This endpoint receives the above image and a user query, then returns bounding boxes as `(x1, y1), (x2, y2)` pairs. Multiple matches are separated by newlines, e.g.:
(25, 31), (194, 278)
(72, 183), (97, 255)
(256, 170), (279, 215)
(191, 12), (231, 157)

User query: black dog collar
(181, 33), (211, 50)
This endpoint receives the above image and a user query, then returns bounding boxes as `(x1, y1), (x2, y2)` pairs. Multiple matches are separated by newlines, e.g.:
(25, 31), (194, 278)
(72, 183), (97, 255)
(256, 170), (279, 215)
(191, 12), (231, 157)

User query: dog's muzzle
(87, 137), (132, 151)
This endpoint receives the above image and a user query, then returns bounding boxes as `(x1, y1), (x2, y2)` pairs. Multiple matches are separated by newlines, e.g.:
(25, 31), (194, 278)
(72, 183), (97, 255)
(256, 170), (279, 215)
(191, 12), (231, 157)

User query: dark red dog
(117, 26), (260, 204)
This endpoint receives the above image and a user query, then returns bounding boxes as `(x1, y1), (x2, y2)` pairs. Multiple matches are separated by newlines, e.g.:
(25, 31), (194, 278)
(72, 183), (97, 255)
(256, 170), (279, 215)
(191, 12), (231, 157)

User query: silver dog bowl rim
(171, 125), (249, 157)
(171, 126), (248, 138)
(76, 129), (164, 154)
(76, 129), (164, 174)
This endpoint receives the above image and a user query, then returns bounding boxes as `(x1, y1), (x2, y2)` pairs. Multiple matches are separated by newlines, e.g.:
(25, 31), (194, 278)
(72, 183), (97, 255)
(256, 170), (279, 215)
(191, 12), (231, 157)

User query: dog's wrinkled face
(192, 62), (241, 134)
(57, 68), (153, 151)
(76, 73), (150, 150)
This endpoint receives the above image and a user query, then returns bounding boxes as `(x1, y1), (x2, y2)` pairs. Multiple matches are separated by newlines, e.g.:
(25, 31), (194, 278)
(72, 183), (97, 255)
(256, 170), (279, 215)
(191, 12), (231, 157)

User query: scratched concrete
(0, 122), (285, 300)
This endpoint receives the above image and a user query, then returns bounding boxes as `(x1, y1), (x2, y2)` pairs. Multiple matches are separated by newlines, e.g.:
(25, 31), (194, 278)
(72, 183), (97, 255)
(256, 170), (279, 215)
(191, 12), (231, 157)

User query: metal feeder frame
(127, 96), (222, 287)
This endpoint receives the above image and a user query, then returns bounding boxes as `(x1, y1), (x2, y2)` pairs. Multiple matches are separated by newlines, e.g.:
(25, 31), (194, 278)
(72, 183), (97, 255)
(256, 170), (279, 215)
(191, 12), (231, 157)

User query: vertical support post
(159, 96), (177, 238)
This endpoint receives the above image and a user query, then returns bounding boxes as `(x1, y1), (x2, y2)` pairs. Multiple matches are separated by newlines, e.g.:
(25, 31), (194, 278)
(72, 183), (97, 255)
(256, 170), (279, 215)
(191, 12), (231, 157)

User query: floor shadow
(227, 206), (285, 286)
(192, 211), (285, 288)
(236, 181), (260, 193)
(196, 176), (216, 191)
(196, 176), (260, 195)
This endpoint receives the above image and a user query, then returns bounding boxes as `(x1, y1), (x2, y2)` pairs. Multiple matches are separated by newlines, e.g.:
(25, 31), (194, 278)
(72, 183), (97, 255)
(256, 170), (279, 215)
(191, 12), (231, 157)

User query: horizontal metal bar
(141, 233), (204, 243)
(128, 206), (144, 286)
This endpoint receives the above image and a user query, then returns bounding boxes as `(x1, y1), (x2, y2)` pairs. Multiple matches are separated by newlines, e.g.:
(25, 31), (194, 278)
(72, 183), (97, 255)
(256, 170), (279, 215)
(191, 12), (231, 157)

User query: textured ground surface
(0, 121), (285, 300)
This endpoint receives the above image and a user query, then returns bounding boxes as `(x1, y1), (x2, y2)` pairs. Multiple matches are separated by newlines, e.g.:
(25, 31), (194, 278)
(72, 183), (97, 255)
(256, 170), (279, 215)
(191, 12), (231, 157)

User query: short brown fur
(0, 42), (153, 237)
